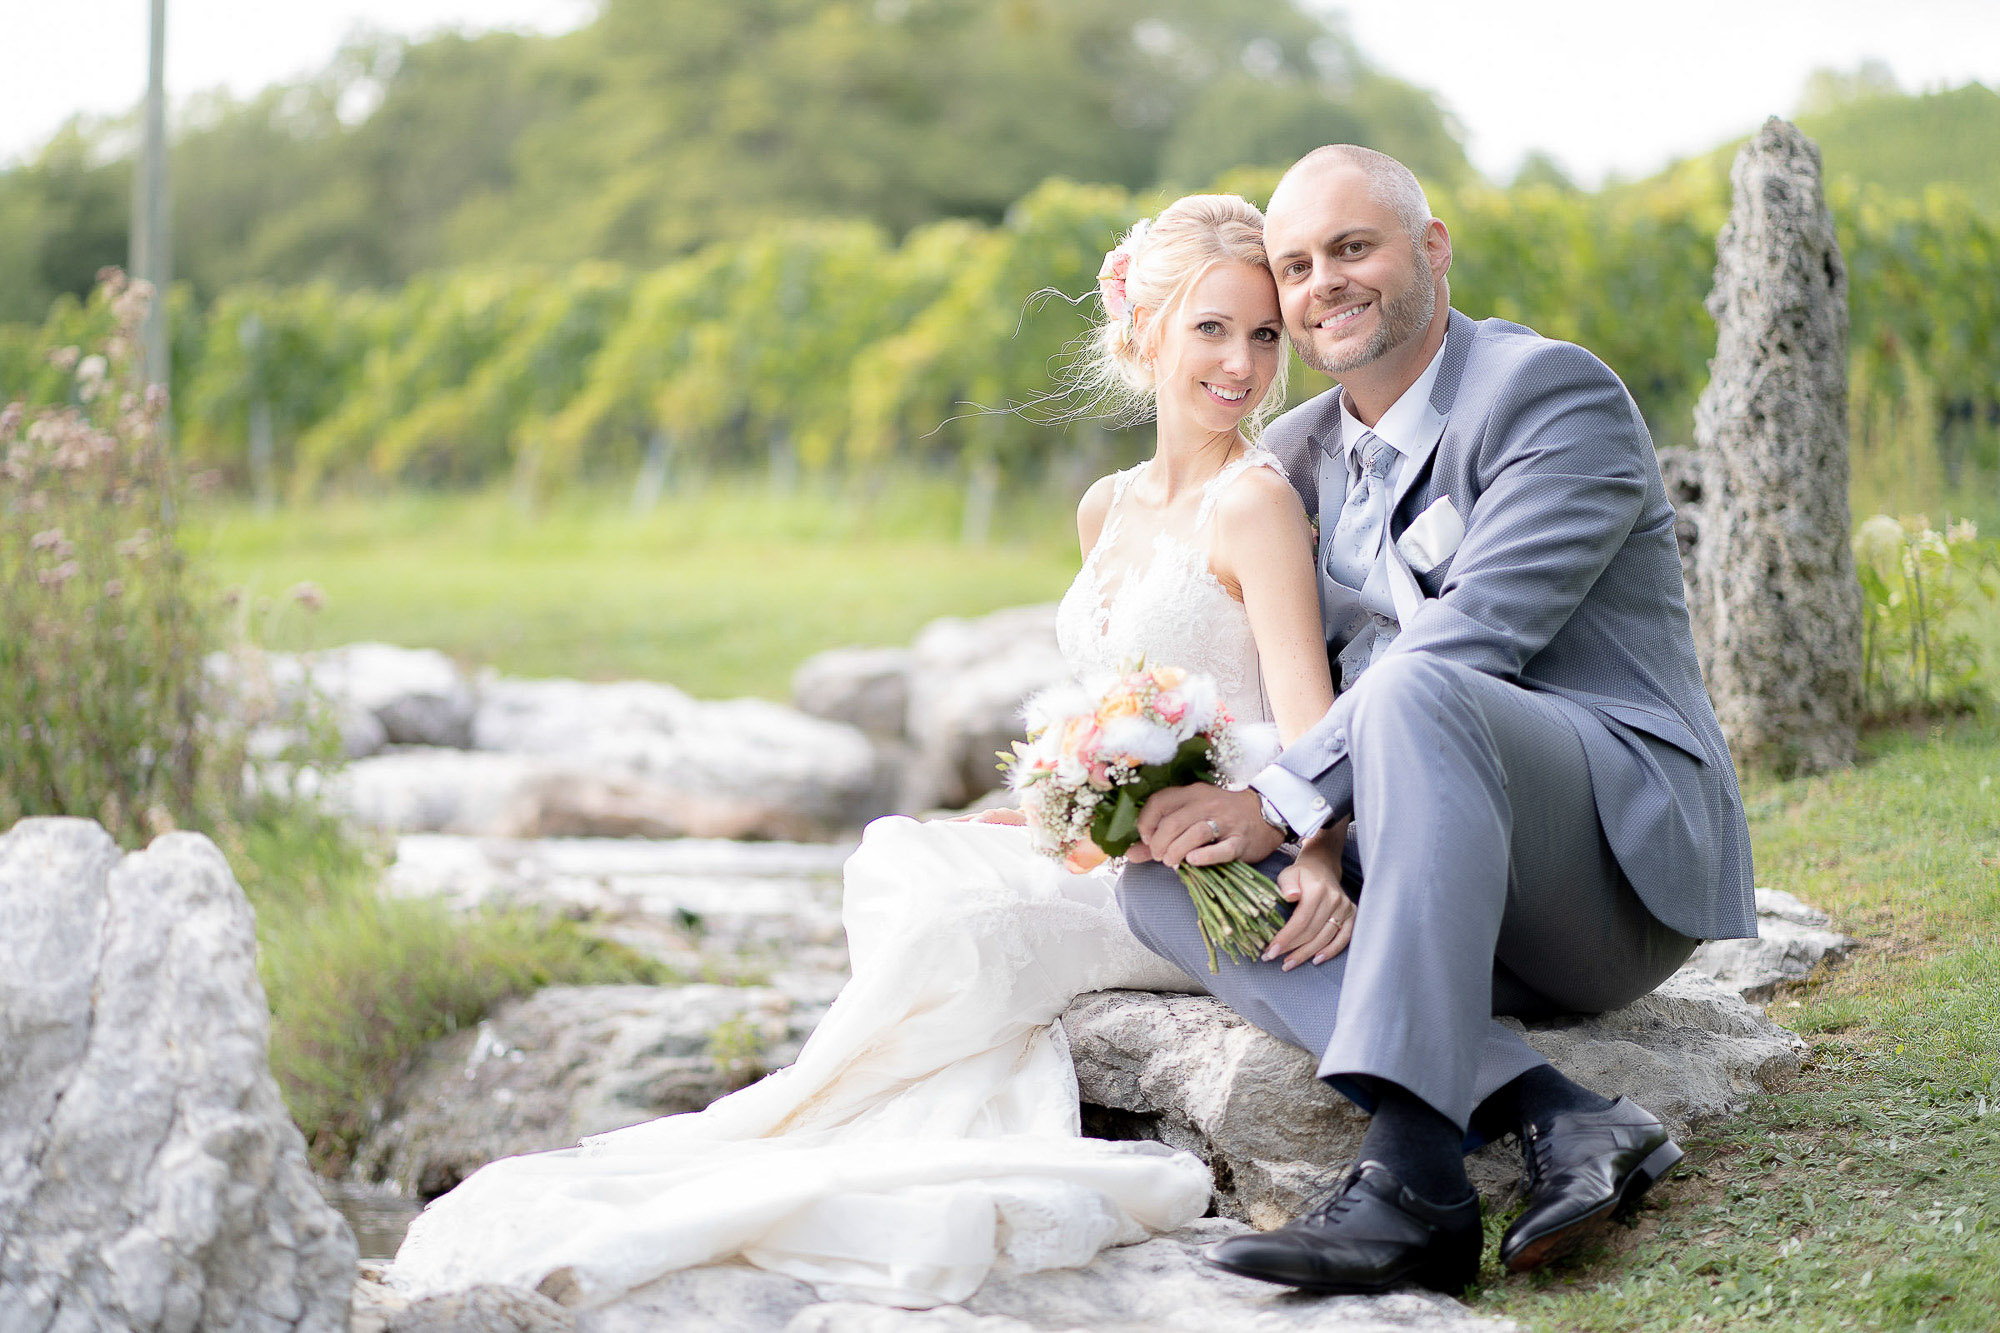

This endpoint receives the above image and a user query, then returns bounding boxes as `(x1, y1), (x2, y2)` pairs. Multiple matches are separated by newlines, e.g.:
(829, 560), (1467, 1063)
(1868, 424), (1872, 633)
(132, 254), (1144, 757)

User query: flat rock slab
(0, 817), (356, 1332)
(383, 834), (854, 1002)
(351, 984), (819, 1200)
(1064, 969), (1806, 1227)
(1688, 887), (1853, 1001)
(573, 1222), (1513, 1332)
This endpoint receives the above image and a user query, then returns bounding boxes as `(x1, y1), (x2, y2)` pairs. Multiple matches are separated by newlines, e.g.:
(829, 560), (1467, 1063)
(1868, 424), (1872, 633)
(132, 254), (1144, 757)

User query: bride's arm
(1209, 467), (1353, 969)
(1207, 466), (1333, 746)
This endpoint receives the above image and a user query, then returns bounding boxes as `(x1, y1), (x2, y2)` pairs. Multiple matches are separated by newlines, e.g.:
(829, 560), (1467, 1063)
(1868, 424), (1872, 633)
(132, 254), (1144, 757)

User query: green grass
(220, 798), (673, 1172)
(188, 480), (1081, 699)
(1472, 714), (2000, 1331)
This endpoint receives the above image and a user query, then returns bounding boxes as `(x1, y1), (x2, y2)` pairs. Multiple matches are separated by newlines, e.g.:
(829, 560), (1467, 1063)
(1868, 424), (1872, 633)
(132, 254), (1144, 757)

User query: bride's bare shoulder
(1211, 460), (1307, 530)
(1076, 472), (1120, 552)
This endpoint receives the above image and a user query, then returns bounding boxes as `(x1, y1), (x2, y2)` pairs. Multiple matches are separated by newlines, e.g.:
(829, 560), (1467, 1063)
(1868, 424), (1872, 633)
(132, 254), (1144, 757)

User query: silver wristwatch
(1256, 792), (1292, 838)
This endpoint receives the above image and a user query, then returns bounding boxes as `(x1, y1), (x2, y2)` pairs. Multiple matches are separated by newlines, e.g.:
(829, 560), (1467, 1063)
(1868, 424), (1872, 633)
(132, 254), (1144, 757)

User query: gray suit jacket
(1264, 309), (1756, 941)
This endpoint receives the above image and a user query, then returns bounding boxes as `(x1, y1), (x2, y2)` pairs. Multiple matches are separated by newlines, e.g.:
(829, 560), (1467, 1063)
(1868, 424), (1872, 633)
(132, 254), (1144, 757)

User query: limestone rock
(351, 1265), (575, 1333)
(317, 747), (857, 843)
(351, 984), (817, 1200)
(1689, 118), (1862, 774)
(1511, 968), (1806, 1127)
(577, 1224), (1512, 1333)
(0, 817), (357, 1331)
(960, 1221), (1514, 1332)
(208, 647), (393, 760)
(793, 648), (915, 739)
(1689, 887), (1853, 1001)
(904, 605), (1069, 810)
(471, 677), (890, 837)
(578, 1265), (819, 1333)
(381, 834), (853, 1003)
(1064, 967), (1805, 1225)
(388, 1286), (576, 1333)
(308, 644), (479, 748)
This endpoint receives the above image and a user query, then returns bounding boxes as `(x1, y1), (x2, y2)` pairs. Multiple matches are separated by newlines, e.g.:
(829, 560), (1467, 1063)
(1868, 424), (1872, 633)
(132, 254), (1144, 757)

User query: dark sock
(1356, 1084), (1472, 1204)
(1474, 1064), (1615, 1141)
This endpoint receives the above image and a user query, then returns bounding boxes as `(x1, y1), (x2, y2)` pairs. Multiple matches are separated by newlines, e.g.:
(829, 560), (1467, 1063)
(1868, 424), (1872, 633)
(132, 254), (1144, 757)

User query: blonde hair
(1081, 194), (1290, 437)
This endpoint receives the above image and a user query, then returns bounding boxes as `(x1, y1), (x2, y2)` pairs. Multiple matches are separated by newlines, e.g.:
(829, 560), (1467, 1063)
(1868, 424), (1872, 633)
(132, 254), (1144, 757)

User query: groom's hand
(1131, 786), (1285, 869)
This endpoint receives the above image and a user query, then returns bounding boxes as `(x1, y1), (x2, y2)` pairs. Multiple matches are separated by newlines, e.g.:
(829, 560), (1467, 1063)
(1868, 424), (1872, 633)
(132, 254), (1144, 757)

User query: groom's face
(1265, 166), (1439, 378)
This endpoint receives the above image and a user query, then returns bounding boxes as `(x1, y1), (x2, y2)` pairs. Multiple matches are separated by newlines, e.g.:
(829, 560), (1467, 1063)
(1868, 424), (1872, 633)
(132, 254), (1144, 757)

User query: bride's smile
(1145, 261), (1284, 444)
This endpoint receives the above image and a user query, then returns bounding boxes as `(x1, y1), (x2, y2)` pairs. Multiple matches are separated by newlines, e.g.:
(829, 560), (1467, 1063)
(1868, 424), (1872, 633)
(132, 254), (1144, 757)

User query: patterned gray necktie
(1324, 431), (1395, 593)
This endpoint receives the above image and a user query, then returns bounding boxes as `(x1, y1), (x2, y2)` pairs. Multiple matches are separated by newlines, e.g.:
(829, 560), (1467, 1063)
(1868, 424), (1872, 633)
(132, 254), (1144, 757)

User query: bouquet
(1002, 664), (1287, 972)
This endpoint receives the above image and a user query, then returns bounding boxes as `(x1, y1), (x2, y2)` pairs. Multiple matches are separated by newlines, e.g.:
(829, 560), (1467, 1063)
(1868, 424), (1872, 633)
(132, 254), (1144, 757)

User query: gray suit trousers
(1117, 653), (1697, 1134)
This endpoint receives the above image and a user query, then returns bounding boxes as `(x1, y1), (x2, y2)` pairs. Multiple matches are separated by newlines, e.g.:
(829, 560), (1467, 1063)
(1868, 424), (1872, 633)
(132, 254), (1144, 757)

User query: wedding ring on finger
(1205, 818), (1222, 843)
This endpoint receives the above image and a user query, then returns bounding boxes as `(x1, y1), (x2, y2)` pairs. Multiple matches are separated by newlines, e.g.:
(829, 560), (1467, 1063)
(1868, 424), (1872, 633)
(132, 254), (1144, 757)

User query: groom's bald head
(1270, 146), (1433, 242)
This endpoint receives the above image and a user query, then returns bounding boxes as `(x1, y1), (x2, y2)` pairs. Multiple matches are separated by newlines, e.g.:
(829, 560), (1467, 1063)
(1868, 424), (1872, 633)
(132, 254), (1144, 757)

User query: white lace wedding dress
(388, 449), (1286, 1310)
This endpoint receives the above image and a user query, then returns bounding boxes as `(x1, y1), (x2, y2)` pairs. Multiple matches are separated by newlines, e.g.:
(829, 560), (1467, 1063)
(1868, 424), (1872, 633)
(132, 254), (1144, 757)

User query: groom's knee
(1114, 860), (1187, 956)
(1347, 653), (1483, 756)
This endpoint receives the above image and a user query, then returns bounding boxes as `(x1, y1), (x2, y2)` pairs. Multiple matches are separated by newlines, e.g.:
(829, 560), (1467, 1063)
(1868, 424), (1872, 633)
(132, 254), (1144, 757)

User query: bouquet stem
(1176, 859), (1289, 973)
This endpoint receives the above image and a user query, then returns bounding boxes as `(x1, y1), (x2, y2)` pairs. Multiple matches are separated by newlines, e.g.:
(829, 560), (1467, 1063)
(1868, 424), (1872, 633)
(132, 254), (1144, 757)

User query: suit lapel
(1386, 309), (1478, 527)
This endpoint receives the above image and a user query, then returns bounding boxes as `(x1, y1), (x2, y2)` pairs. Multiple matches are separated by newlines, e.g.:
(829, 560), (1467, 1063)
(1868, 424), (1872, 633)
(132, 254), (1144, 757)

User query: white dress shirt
(1252, 334), (1450, 841)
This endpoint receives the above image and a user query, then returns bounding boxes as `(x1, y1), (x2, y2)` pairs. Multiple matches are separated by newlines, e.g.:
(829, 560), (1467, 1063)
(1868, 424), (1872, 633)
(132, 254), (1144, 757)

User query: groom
(1119, 145), (1757, 1292)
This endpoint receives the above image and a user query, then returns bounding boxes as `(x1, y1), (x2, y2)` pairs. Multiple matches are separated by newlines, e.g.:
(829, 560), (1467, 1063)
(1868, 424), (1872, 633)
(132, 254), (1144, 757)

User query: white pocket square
(1396, 497), (1464, 573)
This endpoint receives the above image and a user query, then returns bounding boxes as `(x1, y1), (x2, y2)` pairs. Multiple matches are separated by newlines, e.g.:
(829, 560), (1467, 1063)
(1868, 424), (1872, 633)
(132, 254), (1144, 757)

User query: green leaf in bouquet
(1095, 787), (1143, 856)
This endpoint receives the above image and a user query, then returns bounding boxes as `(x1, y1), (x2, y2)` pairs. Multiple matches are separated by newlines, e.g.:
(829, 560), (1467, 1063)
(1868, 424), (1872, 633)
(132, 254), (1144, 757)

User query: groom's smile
(1314, 300), (1373, 332)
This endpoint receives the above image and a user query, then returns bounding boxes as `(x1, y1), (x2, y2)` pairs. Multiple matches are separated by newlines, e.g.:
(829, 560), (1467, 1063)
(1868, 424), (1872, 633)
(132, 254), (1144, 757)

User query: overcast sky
(4, 0), (1995, 183)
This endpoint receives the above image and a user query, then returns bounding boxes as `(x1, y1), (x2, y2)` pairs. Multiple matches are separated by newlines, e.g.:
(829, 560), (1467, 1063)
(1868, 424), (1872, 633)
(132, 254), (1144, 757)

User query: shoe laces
(1519, 1124), (1557, 1192)
(1301, 1171), (1365, 1225)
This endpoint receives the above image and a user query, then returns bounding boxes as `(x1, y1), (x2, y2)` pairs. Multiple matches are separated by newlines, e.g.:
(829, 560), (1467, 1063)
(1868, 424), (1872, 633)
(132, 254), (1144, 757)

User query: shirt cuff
(1250, 765), (1335, 842)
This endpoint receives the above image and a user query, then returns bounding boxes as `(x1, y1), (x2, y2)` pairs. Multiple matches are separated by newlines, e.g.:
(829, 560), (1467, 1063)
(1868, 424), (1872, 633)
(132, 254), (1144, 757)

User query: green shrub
(227, 798), (674, 1171)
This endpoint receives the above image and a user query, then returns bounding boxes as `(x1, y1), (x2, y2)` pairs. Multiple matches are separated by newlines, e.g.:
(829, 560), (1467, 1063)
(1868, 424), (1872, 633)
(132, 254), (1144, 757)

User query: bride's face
(1147, 261), (1284, 435)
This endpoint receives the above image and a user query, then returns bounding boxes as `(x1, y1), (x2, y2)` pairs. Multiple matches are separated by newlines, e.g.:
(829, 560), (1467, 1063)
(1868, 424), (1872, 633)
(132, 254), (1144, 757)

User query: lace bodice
(1056, 448), (1281, 728)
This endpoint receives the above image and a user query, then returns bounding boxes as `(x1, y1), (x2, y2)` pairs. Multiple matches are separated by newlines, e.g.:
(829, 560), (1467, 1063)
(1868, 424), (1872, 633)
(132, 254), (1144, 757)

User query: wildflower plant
(0, 270), (224, 841)
(1852, 513), (2000, 721)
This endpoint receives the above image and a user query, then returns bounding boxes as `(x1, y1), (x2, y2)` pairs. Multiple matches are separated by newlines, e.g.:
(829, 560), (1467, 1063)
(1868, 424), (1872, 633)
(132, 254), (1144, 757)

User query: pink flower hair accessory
(1096, 217), (1151, 329)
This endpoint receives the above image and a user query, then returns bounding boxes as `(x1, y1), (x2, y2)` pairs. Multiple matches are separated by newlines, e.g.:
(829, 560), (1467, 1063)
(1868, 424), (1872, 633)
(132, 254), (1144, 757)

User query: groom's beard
(1301, 241), (1437, 377)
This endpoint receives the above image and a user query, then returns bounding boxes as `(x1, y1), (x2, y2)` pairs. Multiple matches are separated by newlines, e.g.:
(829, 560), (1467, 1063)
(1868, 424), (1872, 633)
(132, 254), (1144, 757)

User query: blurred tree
(1510, 150), (1580, 193)
(0, 0), (1474, 308)
(1796, 59), (1902, 117)
(0, 124), (133, 324)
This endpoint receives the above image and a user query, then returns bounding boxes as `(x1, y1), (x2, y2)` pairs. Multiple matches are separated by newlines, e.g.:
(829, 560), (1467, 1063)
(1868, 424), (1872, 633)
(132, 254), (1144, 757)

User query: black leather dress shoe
(1499, 1096), (1683, 1272)
(1204, 1160), (1481, 1295)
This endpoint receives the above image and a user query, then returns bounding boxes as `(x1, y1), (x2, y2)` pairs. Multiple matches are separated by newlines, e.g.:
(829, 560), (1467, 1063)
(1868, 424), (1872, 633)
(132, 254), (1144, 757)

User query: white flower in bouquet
(999, 663), (1287, 971)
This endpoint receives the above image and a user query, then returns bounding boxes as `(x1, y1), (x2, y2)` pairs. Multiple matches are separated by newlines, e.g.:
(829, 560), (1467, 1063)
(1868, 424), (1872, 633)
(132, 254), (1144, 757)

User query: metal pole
(131, 0), (171, 399)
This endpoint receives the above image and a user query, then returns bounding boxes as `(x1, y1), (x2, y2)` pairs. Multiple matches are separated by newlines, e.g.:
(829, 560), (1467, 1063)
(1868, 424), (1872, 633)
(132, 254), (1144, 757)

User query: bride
(388, 194), (1346, 1310)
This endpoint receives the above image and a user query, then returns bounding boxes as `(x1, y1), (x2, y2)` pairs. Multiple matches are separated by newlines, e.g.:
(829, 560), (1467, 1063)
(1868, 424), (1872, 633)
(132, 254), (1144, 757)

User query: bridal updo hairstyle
(1083, 193), (1289, 437)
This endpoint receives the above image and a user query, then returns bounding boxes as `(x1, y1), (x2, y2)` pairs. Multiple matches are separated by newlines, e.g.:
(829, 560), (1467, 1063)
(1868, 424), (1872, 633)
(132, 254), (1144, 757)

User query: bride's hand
(943, 806), (1026, 826)
(1263, 823), (1354, 970)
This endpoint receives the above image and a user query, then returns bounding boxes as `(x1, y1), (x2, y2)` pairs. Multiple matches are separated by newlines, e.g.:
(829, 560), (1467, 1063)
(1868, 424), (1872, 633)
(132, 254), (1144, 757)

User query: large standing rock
(1063, 968), (1806, 1227)
(0, 818), (356, 1330)
(1688, 118), (1862, 774)
(350, 985), (817, 1200)
(903, 606), (1070, 811)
